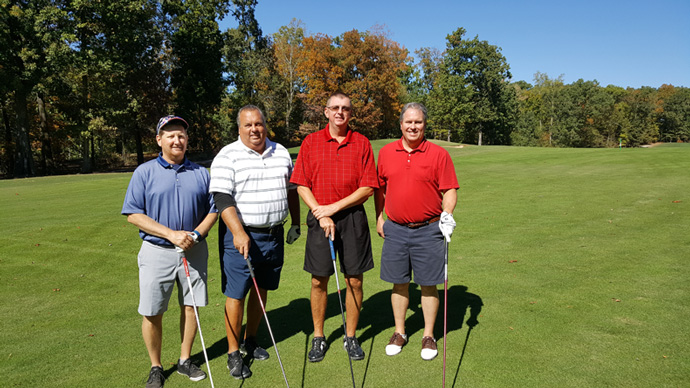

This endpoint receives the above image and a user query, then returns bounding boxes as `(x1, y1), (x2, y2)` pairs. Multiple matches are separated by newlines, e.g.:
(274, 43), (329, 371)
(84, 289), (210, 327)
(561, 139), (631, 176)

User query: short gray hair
(236, 105), (266, 127)
(399, 102), (428, 124)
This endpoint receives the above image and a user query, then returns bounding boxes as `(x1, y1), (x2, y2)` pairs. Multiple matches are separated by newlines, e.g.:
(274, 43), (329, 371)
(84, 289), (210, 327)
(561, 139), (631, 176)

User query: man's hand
(311, 204), (338, 220)
(286, 225), (301, 244)
(376, 217), (386, 238)
(233, 230), (251, 258)
(319, 216), (335, 240)
(439, 211), (456, 243)
(168, 230), (195, 251)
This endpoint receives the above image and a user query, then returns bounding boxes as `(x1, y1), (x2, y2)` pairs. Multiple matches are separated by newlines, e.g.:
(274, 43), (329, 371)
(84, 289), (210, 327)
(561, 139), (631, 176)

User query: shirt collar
(238, 138), (276, 157)
(395, 137), (428, 153)
(322, 124), (353, 143)
(156, 153), (190, 168)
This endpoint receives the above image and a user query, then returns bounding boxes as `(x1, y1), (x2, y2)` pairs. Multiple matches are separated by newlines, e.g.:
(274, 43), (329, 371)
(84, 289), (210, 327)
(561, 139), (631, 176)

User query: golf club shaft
(243, 256), (290, 388)
(442, 238), (448, 388)
(182, 257), (215, 388)
(329, 238), (356, 388)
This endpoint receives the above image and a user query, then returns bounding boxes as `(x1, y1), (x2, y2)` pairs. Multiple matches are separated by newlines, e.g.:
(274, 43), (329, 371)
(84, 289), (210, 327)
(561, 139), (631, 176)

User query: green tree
(1, 0), (55, 177)
(166, 0), (229, 154)
(404, 47), (443, 110)
(440, 27), (516, 145)
(657, 85), (690, 142)
(621, 86), (659, 146)
(272, 19), (305, 143)
(427, 71), (472, 142)
(567, 79), (611, 147)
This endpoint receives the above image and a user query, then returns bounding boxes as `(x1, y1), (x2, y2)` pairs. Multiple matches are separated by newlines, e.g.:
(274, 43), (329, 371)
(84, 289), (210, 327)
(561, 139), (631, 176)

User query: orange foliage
(296, 27), (411, 138)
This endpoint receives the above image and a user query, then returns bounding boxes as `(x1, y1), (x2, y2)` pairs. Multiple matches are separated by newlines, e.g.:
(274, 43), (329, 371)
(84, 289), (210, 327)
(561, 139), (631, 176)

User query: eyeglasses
(327, 105), (352, 113)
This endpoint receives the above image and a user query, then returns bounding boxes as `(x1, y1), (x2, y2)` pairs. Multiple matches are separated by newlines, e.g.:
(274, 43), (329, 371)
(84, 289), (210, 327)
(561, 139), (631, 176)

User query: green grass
(1, 143), (688, 387)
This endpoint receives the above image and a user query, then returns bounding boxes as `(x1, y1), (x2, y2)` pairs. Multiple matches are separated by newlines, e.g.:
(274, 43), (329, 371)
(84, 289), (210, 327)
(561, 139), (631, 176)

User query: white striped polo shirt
(210, 138), (295, 227)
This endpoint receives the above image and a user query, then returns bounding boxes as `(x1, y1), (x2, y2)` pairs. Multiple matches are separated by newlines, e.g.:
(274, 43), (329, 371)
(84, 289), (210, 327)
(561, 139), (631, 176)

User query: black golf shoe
(227, 350), (252, 379)
(241, 337), (270, 360)
(177, 359), (206, 381)
(343, 336), (365, 360)
(308, 336), (329, 362)
(145, 366), (165, 388)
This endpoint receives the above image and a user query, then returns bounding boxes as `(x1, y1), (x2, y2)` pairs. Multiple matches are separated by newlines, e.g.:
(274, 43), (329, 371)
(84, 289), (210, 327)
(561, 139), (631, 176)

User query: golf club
(442, 237), (449, 388)
(242, 255), (290, 388)
(176, 246), (215, 388)
(329, 237), (357, 388)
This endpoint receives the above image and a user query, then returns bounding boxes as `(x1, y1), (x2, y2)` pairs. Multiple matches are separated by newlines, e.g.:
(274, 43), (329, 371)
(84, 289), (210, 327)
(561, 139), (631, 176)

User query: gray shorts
(138, 241), (208, 316)
(380, 220), (445, 286)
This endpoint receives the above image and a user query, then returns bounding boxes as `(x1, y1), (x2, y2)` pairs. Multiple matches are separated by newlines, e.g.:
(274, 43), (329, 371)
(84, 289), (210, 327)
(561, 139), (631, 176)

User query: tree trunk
(80, 73), (92, 174)
(14, 84), (35, 177)
(135, 127), (144, 165)
(2, 104), (15, 177)
(37, 93), (53, 175)
(81, 133), (92, 173)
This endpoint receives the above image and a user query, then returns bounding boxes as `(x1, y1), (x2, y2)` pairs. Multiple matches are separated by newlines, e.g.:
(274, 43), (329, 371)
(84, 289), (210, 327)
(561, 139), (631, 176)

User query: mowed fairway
(1, 143), (688, 387)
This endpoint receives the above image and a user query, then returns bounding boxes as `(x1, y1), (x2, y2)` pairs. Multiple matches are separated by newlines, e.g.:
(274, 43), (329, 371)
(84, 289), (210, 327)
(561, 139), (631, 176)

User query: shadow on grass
(190, 284), (481, 387)
(193, 297), (314, 364)
(446, 285), (482, 388)
(357, 284), (483, 344)
(357, 284), (483, 388)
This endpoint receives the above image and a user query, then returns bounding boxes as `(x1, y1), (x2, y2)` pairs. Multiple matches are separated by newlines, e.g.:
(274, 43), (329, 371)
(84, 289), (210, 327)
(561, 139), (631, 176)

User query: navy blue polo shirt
(122, 154), (216, 246)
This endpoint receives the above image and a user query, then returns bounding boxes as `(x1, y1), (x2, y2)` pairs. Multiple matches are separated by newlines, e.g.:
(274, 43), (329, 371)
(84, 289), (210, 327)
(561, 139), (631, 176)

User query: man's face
(325, 95), (352, 129)
(400, 108), (426, 145)
(238, 109), (267, 152)
(156, 124), (188, 164)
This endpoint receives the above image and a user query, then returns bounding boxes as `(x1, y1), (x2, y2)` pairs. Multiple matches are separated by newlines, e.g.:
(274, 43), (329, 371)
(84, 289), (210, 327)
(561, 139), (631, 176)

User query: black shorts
(303, 205), (375, 277)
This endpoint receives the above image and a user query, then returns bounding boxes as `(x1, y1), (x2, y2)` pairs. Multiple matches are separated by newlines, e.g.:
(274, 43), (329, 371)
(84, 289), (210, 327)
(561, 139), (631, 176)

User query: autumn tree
(297, 27), (409, 139)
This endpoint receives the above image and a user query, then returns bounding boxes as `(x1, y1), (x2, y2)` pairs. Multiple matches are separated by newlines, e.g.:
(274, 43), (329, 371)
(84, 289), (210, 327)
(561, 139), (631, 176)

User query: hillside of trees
(2, 0), (689, 178)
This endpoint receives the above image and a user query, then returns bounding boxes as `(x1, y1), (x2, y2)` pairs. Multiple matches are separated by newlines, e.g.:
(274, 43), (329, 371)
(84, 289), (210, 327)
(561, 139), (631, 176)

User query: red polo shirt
(291, 125), (378, 205)
(377, 138), (459, 224)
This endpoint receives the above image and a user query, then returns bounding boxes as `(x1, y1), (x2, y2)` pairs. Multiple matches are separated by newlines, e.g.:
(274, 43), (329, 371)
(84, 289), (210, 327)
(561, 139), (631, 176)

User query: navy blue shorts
(304, 205), (374, 277)
(380, 220), (445, 286)
(219, 223), (284, 300)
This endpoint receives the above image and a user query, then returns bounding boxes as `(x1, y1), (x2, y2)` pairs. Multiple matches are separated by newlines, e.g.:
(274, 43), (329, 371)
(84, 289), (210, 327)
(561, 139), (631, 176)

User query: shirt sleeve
(121, 167), (147, 215)
(359, 140), (379, 189)
(376, 147), (387, 191)
(289, 134), (311, 188)
(209, 148), (235, 195)
(201, 167), (218, 213)
(438, 151), (459, 191)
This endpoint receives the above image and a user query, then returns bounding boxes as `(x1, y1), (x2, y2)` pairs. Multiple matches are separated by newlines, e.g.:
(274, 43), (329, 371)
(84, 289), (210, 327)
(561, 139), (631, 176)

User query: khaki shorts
(137, 240), (208, 316)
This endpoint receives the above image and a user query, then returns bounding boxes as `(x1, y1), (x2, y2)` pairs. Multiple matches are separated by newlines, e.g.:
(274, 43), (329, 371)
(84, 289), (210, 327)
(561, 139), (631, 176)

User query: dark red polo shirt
(291, 125), (378, 205)
(377, 138), (459, 224)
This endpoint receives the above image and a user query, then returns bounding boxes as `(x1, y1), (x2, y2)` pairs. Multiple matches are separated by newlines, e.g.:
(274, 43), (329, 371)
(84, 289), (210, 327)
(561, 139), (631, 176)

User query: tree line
(2, 0), (689, 178)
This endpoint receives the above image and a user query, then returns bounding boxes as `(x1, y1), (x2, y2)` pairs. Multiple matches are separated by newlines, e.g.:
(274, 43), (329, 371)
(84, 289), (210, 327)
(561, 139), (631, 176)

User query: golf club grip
(182, 257), (191, 277)
(328, 238), (336, 261)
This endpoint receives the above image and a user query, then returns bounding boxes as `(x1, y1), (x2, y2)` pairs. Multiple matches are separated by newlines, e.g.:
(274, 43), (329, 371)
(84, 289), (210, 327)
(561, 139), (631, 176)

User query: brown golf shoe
(385, 332), (408, 356)
(420, 336), (438, 361)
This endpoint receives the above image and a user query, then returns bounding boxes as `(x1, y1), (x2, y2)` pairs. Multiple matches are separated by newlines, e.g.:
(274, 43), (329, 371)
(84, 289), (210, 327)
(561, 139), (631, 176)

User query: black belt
(245, 224), (283, 234)
(147, 241), (175, 248)
(393, 216), (440, 229)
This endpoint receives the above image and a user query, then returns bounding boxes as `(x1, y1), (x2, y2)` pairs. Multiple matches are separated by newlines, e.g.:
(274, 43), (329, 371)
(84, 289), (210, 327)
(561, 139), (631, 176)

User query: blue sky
(219, 0), (689, 88)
